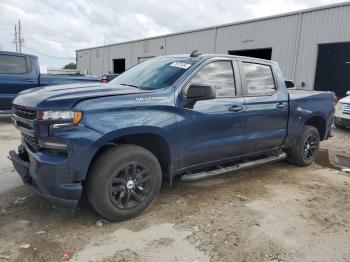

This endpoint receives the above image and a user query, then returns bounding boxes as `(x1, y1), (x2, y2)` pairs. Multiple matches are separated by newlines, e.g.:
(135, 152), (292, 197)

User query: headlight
(336, 102), (343, 112)
(38, 111), (83, 125)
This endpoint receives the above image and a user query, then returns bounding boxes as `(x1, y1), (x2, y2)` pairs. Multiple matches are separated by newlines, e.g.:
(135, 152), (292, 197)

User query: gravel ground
(0, 117), (22, 194)
(0, 118), (349, 262)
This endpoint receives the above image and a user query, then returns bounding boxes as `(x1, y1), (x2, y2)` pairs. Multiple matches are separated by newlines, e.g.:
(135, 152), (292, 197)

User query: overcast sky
(0, 0), (345, 68)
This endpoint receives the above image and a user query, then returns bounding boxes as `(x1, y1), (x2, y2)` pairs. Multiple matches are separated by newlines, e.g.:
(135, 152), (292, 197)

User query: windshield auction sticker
(170, 62), (191, 69)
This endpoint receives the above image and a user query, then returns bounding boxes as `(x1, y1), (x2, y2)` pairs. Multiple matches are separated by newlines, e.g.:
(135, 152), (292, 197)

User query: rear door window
(0, 54), (28, 74)
(242, 62), (276, 96)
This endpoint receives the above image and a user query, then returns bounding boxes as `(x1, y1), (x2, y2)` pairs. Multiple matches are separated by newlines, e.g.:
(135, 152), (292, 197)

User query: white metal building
(76, 1), (350, 97)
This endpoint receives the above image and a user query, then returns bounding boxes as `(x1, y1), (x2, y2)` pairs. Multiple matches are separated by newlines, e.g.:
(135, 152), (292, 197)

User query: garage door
(113, 59), (125, 74)
(314, 42), (350, 98)
(228, 48), (272, 60)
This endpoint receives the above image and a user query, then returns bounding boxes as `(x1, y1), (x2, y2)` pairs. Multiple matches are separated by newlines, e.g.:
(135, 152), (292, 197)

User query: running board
(180, 152), (287, 182)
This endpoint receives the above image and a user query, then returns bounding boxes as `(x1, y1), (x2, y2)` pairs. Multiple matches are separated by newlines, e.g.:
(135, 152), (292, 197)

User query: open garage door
(228, 48), (272, 60)
(314, 42), (350, 98)
(113, 59), (125, 74)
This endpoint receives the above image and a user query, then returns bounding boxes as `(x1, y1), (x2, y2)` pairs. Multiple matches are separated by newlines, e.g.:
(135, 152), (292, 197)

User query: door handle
(24, 79), (35, 83)
(229, 105), (244, 112)
(276, 102), (287, 109)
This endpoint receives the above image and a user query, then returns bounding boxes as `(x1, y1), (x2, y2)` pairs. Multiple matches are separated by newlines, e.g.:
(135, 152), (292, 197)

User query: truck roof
(161, 53), (278, 65)
(0, 51), (38, 59)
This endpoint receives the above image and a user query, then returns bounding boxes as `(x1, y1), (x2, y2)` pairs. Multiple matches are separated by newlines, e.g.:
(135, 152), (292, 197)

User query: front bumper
(9, 146), (82, 211)
(335, 116), (350, 127)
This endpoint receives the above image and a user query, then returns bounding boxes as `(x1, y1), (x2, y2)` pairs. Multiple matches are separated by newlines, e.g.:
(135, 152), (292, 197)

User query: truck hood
(12, 83), (150, 109)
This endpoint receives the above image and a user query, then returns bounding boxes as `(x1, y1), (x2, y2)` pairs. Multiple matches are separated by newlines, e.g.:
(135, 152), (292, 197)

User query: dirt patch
(15, 239), (62, 262)
(0, 120), (22, 193)
(72, 223), (209, 262)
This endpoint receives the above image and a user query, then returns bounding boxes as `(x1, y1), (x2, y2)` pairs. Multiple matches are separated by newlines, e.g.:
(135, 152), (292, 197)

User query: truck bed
(285, 88), (335, 147)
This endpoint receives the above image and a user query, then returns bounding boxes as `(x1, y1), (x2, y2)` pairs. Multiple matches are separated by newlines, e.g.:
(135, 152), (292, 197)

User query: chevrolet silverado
(9, 54), (335, 221)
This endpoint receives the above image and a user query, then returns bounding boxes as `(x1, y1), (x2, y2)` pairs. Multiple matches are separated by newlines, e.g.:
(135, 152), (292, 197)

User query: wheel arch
(304, 115), (327, 140)
(87, 127), (175, 184)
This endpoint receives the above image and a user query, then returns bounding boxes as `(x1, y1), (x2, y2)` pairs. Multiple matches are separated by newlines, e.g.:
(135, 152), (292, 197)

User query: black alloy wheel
(287, 125), (320, 167)
(109, 162), (152, 210)
(303, 133), (318, 161)
(87, 144), (162, 221)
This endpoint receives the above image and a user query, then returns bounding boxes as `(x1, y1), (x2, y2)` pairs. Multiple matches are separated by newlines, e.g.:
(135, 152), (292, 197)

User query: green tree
(63, 63), (77, 69)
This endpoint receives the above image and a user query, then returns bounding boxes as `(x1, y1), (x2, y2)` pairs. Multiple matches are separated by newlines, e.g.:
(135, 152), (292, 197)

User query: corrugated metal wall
(295, 4), (350, 89)
(131, 37), (166, 65)
(89, 47), (109, 76)
(76, 50), (91, 74)
(166, 29), (216, 54)
(76, 3), (350, 90)
(215, 14), (299, 80)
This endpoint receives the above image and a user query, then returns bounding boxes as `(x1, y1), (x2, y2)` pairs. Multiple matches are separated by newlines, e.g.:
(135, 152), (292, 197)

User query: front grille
(336, 117), (350, 124)
(16, 121), (32, 130)
(343, 104), (350, 114)
(23, 134), (40, 151)
(13, 106), (37, 120)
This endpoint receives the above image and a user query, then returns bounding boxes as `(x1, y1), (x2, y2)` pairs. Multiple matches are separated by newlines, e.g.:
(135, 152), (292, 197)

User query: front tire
(287, 125), (320, 167)
(87, 144), (162, 221)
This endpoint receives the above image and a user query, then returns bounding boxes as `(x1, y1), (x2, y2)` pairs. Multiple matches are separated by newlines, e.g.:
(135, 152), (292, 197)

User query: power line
(24, 47), (75, 60)
(5, 20), (76, 60)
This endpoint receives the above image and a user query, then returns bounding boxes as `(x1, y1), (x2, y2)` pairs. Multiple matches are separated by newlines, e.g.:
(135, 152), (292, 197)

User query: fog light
(39, 141), (67, 150)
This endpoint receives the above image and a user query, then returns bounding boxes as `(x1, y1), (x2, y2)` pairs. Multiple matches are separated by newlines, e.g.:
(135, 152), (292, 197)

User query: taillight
(101, 79), (108, 83)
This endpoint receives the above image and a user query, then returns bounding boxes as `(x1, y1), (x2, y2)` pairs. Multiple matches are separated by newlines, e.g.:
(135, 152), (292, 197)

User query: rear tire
(87, 144), (162, 221)
(287, 125), (320, 167)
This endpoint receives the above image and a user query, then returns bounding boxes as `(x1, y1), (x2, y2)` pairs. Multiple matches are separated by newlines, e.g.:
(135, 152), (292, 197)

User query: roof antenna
(190, 50), (201, 57)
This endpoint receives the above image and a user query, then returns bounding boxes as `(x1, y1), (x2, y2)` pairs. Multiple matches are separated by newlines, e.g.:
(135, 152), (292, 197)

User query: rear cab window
(241, 62), (276, 96)
(0, 54), (28, 74)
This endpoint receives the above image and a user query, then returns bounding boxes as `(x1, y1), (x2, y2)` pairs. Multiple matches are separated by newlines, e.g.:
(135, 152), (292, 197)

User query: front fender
(86, 126), (178, 180)
(93, 126), (173, 150)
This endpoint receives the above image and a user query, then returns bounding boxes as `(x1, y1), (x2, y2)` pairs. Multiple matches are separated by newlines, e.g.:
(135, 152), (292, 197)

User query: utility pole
(13, 24), (18, 52)
(18, 20), (23, 53)
(12, 20), (24, 53)
(101, 33), (107, 76)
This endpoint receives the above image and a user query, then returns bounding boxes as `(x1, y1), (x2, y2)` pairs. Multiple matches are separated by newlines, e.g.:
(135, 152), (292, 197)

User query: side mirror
(346, 91), (350, 96)
(285, 80), (295, 88)
(185, 84), (216, 100)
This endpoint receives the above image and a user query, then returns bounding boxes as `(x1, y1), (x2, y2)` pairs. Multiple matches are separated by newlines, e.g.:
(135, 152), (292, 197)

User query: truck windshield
(111, 57), (198, 90)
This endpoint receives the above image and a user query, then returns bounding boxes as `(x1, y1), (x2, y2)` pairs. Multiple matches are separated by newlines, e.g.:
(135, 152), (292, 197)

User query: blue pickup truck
(9, 54), (335, 221)
(0, 51), (100, 110)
